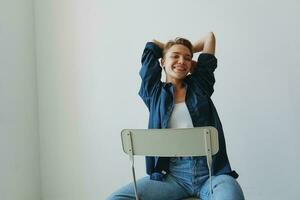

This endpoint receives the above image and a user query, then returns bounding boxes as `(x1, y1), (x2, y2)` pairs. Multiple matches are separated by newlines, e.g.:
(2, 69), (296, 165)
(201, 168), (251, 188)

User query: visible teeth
(176, 67), (185, 70)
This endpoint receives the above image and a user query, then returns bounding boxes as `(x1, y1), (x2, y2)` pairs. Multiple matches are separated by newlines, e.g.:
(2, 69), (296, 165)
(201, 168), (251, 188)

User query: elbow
(207, 32), (215, 41)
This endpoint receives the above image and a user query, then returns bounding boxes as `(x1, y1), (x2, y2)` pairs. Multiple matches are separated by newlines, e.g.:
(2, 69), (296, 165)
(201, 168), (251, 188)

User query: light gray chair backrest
(121, 127), (219, 200)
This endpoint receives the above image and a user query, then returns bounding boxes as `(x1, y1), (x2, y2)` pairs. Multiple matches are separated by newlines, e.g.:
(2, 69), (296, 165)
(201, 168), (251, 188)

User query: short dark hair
(163, 37), (193, 58)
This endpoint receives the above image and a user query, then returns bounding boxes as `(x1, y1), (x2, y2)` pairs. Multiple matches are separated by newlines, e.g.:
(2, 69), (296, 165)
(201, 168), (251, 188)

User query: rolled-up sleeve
(138, 42), (163, 107)
(191, 53), (217, 97)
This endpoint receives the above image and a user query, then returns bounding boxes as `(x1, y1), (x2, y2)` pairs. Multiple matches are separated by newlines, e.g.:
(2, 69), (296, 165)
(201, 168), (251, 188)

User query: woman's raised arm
(192, 32), (216, 55)
(152, 39), (165, 50)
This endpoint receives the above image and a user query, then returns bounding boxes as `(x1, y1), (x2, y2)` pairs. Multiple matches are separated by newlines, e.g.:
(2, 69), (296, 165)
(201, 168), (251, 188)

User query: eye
(184, 57), (192, 61)
(171, 54), (179, 59)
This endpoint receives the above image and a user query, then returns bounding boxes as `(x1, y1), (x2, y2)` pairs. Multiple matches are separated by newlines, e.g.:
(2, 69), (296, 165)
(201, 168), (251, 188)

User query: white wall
(0, 0), (41, 200)
(34, 0), (300, 200)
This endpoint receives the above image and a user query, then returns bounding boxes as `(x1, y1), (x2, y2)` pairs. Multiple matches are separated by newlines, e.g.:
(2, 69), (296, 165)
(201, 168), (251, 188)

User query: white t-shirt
(168, 102), (194, 128)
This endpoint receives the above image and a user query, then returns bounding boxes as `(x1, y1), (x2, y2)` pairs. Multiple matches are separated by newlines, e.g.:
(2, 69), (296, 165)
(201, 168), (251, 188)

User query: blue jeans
(107, 157), (244, 200)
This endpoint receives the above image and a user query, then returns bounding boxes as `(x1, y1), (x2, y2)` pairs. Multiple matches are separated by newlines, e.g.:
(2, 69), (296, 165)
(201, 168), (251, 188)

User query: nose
(178, 56), (185, 64)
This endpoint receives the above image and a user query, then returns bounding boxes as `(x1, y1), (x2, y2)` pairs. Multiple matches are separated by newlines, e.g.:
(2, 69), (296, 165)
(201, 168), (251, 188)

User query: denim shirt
(138, 42), (238, 181)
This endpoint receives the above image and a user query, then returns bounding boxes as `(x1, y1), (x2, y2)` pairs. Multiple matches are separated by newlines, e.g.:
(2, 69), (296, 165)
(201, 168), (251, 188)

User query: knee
(105, 182), (136, 200)
(105, 192), (127, 200)
(106, 190), (135, 200)
(105, 193), (117, 200)
(212, 175), (245, 200)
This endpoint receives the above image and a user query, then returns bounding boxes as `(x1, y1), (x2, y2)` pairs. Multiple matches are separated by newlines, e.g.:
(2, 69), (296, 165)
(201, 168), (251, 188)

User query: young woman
(107, 32), (245, 200)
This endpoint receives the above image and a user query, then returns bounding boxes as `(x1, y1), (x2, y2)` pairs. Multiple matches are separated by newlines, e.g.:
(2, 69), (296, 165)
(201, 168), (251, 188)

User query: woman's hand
(152, 39), (165, 50)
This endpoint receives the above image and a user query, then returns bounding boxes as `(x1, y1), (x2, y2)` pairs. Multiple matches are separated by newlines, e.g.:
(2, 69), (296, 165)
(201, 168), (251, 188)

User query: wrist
(152, 39), (164, 50)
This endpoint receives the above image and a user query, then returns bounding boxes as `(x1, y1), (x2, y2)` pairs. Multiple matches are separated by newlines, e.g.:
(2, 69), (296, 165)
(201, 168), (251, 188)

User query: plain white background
(1, 0), (300, 200)
(0, 0), (41, 200)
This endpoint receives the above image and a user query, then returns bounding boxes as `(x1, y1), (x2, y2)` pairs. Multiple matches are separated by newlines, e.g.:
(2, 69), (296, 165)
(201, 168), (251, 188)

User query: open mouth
(172, 65), (187, 72)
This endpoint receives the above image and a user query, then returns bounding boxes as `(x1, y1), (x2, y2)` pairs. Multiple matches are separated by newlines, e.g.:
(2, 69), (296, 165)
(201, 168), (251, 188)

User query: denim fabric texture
(106, 42), (245, 200)
(138, 42), (238, 180)
(106, 157), (245, 200)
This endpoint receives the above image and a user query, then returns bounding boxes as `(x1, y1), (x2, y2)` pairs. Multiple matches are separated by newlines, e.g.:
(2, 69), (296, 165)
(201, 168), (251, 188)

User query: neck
(166, 78), (186, 103)
(166, 78), (184, 90)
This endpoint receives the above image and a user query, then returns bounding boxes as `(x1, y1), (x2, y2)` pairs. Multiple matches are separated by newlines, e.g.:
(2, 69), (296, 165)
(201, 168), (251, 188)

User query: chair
(121, 127), (219, 200)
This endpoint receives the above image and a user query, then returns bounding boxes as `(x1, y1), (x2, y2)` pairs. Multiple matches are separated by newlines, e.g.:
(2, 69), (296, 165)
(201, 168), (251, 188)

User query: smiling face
(161, 44), (192, 82)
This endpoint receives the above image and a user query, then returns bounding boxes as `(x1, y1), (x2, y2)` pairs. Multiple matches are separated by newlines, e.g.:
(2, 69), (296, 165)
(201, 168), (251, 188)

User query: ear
(160, 58), (165, 69)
